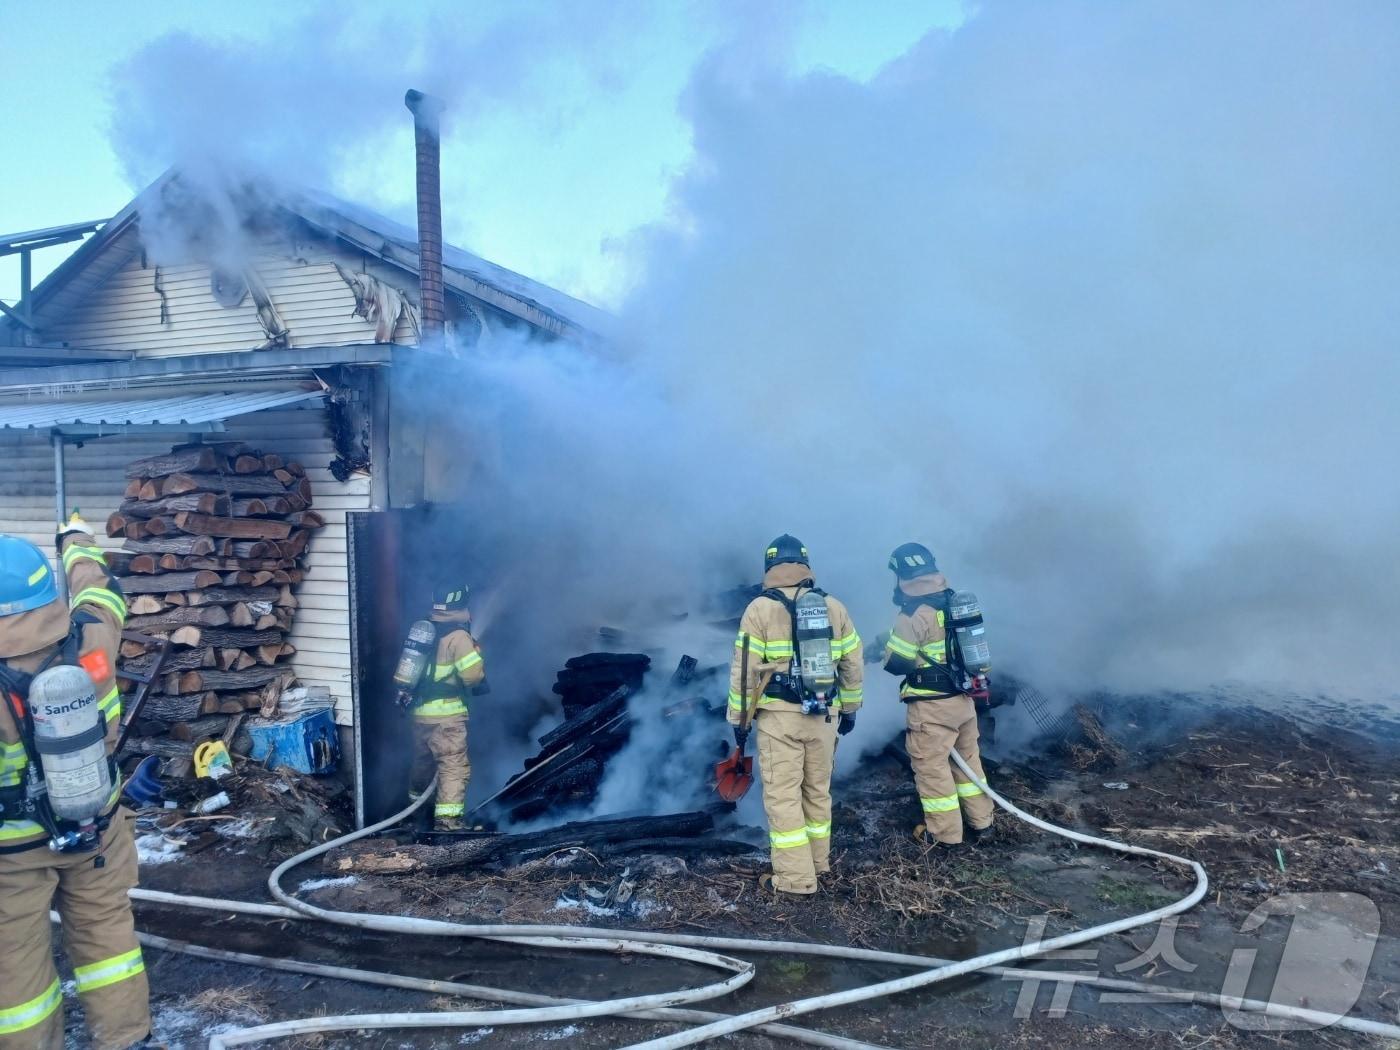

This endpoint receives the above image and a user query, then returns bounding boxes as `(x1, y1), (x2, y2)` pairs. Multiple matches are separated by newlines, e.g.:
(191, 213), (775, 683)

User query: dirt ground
(57, 694), (1400, 1049)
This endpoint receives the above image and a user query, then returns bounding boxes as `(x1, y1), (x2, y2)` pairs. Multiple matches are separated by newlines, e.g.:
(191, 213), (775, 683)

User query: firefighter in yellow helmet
(728, 535), (862, 894)
(404, 583), (485, 831)
(882, 542), (994, 846)
(0, 516), (152, 1049)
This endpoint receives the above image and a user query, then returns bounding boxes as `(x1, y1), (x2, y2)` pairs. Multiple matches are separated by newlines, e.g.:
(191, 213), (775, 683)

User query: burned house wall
(39, 227), (421, 356)
(0, 396), (367, 725)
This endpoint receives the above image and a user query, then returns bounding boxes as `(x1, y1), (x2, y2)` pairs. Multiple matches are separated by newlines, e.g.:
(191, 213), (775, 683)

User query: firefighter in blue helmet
(0, 517), (152, 1049)
(728, 536), (863, 894)
(882, 542), (995, 846)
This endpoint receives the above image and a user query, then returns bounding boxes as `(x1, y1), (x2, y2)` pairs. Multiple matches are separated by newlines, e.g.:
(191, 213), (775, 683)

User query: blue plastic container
(247, 709), (340, 775)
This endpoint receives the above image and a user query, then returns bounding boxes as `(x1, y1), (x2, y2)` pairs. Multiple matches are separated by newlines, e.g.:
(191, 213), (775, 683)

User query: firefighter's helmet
(0, 535), (59, 617)
(764, 534), (809, 572)
(888, 542), (939, 581)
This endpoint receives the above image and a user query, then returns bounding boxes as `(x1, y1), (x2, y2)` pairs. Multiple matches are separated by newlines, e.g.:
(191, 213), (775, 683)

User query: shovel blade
(714, 747), (754, 802)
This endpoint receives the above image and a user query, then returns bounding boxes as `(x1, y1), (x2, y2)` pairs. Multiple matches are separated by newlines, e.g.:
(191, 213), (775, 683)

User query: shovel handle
(738, 633), (752, 733)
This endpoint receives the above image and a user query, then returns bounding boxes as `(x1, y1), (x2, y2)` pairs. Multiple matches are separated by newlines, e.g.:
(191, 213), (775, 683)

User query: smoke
(106, 2), (1400, 811)
(107, 1), (644, 271)
(447, 1), (1400, 789)
(608, 1), (1400, 762)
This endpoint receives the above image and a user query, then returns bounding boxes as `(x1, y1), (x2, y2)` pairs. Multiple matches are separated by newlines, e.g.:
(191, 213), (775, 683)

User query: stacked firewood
(107, 442), (323, 763)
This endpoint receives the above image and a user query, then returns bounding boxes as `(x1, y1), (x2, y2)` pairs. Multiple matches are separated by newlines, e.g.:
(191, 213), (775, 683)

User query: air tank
(28, 664), (112, 824)
(947, 591), (991, 674)
(794, 591), (837, 702)
(392, 620), (437, 694)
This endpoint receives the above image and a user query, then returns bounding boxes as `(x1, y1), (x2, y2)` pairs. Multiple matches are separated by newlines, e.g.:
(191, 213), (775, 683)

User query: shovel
(715, 641), (772, 802)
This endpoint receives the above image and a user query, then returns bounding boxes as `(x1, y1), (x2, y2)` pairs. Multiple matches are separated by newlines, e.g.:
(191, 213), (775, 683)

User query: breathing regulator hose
(121, 765), (1400, 1047)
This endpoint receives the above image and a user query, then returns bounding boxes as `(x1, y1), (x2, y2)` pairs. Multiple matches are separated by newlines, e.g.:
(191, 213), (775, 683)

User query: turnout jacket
(727, 562), (863, 725)
(0, 532), (127, 851)
(413, 610), (485, 720)
(882, 572), (962, 700)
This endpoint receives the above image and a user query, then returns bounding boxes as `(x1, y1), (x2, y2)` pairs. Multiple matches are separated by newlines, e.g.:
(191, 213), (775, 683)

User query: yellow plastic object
(193, 740), (234, 779)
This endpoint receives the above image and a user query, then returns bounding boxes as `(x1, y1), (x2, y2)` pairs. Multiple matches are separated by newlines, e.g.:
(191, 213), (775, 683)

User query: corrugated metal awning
(0, 387), (324, 431)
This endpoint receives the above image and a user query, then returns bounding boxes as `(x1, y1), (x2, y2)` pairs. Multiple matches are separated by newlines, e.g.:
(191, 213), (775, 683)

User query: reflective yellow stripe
(415, 698), (467, 717)
(838, 687), (862, 703)
(435, 802), (464, 817)
(27, 565), (48, 586)
(804, 821), (831, 840)
(830, 632), (860, 658)
(0, 818), (44, 841)
(727, 690), (744, 711)
(733, 635), (765, 655)
(0, 740), (25, 771)
(71, 586), (126, 624)
(755, 695), (796, 708)
(98, 686), (121, 722)
(920, 641), (946, 662)
(431, 663), (455, 682)
(956, 781), (984, 797)
(62, 544), (107, 571)
(74, 947), (145, 994)
(921, 794), (959, 813)
(764, 642), (794, 657)
(453, 651), (483, 675)
(0, 977), (61, 1035)
(769, 827), (810, 849)
(886, 634), (919, 658)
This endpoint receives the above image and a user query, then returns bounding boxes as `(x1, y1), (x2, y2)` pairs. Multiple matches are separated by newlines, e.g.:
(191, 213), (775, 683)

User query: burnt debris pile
(479, 651), (727, 824)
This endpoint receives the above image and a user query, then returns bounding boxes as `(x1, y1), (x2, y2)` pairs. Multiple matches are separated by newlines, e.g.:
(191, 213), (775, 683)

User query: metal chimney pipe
(404, 89), (446, 344)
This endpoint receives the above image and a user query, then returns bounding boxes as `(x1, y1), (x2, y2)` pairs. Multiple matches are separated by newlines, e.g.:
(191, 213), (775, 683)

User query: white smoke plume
(107, 2), (644, 273)
(105, 2), (1400, 808)
(611, 1), (1400, 762)
(455, 0), (1400, 779)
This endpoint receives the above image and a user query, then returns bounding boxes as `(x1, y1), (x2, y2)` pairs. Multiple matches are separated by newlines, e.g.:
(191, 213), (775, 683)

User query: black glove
(733, 725), (749, 750)
(838, 713), (856, 736)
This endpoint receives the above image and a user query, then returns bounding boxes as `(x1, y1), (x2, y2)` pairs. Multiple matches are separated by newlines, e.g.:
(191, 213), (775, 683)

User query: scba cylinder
(28, 664), (112, 824)
(794, 591), (837, 703)
(393, 620), (438, 692)
(948, 591), (991, 674)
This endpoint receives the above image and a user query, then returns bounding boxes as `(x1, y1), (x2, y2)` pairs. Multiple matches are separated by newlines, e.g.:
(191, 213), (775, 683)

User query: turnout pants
(412, 713), (470, 822)
(0, 809), (149, 1050)
(906, 696), (994, 843)
(756, 708), (838, 894)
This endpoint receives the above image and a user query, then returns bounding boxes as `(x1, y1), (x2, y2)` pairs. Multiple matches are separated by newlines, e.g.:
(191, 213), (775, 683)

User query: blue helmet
(764, 534), (809, 572)
(888, 542), (939, 581)
(0, 536), (59, 617)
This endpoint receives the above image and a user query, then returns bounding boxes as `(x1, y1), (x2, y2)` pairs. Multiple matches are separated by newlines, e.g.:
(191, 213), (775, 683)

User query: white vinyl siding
(0, 399), (363, 725)
(42, 246), (418, 356)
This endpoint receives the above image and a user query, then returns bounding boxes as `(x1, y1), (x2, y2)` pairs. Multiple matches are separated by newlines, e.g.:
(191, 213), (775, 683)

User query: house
(0, 168), (601, 824)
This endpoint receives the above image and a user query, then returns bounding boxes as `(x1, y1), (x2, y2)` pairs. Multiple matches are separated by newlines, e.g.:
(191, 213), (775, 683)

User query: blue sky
(1, 1), (964, 307)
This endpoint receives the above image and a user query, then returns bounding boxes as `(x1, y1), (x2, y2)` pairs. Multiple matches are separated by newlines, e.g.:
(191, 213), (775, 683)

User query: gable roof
(4, 170), (606, 347)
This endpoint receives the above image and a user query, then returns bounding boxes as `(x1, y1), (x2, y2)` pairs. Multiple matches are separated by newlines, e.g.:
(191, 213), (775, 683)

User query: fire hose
(121, 760), (1400, 1048)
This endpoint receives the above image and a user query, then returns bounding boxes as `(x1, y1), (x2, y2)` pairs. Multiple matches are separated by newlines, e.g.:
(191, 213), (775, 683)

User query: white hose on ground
(617, 750), (1400, 1049)
(130, 928), (894, 1050)
(126, 762), (1400, 1047)
(202, 783), (756, 1049)
(128, 887), (1400, 1040)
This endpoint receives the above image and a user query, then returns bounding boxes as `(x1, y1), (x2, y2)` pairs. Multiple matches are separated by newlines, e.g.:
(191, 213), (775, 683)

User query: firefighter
(728, 535), (862, 895)
(882, 542), (994, 846)
(0, 517), (152, 1050)
(408, 583), (485, 831)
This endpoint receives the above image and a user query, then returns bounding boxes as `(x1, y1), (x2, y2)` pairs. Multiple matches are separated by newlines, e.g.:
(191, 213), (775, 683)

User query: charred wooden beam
(331, 811), (716, 875)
